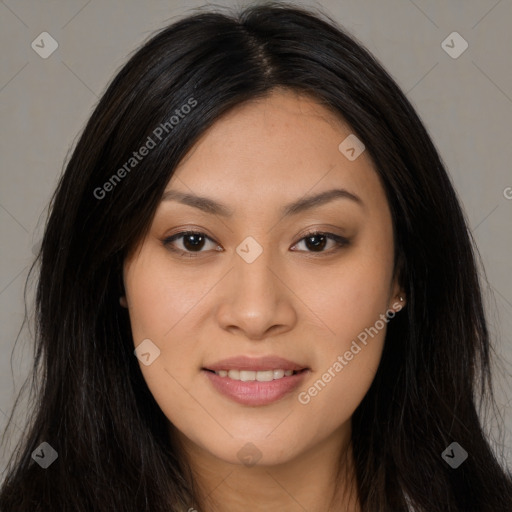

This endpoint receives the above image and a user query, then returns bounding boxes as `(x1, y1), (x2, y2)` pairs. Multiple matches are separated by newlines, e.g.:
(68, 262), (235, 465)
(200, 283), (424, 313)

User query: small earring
(399, 296), (404, 302)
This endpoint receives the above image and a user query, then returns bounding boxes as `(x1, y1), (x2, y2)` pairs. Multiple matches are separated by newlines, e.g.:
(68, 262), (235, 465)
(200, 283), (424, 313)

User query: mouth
(201, 356), (310, 406)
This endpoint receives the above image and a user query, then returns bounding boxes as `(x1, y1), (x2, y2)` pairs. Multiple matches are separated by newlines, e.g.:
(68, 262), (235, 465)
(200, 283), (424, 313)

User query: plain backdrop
(1, 0), (511, 474)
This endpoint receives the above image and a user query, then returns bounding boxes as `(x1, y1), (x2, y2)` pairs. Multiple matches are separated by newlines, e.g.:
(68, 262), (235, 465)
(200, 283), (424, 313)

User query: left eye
(291, 232), (348, 253)
(162, 230), (349, 257)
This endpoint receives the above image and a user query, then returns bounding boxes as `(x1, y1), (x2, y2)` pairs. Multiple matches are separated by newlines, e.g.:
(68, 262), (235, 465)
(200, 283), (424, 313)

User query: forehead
(167, 89), (386, 217)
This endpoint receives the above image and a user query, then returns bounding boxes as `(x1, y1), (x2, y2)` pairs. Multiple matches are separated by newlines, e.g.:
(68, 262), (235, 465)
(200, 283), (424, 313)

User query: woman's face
(123, 89), (402, 467)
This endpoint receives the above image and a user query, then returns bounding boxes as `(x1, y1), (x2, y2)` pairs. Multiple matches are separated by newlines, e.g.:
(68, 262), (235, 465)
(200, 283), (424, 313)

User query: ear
(389, 278), (406, 311)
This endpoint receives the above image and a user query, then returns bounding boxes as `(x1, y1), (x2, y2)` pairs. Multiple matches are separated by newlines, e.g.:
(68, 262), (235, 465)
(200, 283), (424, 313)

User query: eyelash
(161, 230), (350, 258)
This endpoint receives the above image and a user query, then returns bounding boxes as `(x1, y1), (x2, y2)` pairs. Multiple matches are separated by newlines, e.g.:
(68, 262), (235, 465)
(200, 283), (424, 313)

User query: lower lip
(203, 369), (309, 406)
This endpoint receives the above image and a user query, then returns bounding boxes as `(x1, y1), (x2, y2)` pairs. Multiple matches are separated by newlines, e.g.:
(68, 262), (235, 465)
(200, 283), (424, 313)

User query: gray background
(1, 0), (511, 474)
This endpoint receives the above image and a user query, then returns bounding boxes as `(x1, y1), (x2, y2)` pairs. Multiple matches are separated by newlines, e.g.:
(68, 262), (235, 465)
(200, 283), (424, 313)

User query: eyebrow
(161, 188), (363, 217)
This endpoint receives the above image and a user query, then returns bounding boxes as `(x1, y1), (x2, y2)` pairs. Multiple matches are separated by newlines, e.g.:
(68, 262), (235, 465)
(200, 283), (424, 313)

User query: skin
(122, 88), (405, 512)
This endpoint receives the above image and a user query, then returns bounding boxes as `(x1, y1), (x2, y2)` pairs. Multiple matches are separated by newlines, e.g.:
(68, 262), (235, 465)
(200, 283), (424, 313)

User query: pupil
(306, 235), (326, 251)
(183, 233), (205, 251)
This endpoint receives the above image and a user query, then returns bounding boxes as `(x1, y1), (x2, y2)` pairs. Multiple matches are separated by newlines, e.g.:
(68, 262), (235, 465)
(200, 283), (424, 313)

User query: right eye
(162, 231), (222, 257)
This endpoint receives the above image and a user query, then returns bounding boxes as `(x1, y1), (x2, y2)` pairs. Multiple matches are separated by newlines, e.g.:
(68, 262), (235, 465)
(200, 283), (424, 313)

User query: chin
(195, 433), (303, 467)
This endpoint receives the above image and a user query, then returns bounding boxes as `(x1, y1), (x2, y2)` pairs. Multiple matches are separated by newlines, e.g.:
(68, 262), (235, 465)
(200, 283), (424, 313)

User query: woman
(1, 2), (511, 511)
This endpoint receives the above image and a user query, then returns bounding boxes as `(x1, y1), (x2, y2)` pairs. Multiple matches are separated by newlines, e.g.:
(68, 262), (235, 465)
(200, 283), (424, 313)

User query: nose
(215, 247), (297, 341)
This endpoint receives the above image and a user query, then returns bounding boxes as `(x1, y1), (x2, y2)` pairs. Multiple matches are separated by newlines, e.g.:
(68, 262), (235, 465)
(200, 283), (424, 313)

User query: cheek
(124, 250), (218, 425)
(290, 236), (393, 421)
(296, 337), (384, 442)
(293, 240), (394, 347)
(125, 249), (212, 343)
(295, 275), (390, 434)
(125, 268), (203, 433)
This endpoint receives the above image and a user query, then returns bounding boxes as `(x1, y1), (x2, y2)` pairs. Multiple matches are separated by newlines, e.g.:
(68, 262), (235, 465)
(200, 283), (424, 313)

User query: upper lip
(203, 355), (308, 372)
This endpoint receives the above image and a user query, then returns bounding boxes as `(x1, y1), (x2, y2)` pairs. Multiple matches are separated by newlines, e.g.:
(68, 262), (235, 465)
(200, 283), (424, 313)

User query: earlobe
(389, 277), (406, 310)
(119, 296), (128, 308)
(395, 294), (406, 311)
(389, 293), (406, 312)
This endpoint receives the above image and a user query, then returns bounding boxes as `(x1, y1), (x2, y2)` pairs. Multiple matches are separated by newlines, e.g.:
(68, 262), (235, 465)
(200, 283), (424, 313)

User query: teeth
(228, 370), (239, 380)
(214, 369), (298, 381)
(256, 370), (274, 382)
(274, 369), (285, 379)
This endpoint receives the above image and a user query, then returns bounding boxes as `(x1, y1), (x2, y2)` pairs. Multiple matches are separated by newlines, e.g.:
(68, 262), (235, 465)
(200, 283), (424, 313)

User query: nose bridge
(215, 237), (296, 338)
(232, 238), (277, 304)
